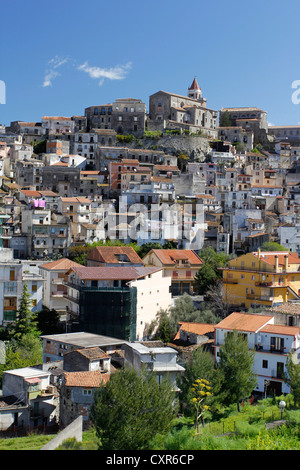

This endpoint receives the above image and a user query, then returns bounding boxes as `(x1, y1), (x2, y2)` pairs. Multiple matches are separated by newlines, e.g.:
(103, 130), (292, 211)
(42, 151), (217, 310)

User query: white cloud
(77, 61), (132, 86)
(42, 56), (132, 88)
(42, 56), (69, 87)
(49, 56), (69, 69)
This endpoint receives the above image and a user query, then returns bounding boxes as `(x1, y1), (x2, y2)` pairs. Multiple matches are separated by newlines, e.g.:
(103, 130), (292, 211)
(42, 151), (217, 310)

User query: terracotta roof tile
(147, 249), (203, 266)
(69, 266), (161, 281)
(174, 322), (215, 340)
(215, 312), (273, 332)
(254, 251), (300, 266)
(87, 246), (143, 265)
(71, 347), (109, 360)
(260, 324), (300, 336)
(63, 370), (110, 387)
(40, 258), (83, 271)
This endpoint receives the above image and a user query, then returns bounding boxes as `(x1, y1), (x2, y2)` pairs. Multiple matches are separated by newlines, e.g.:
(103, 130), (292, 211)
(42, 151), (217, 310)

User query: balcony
(223, 278), (239, 284)
(63, 293), (79, 303)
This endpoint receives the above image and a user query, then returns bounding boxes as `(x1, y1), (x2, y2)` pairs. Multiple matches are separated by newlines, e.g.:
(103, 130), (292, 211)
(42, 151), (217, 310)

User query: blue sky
(1, 0), (300, 126)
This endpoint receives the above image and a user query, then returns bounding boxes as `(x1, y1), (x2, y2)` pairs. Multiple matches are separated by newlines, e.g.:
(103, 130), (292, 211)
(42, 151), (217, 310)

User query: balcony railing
(223, 279), (239, 284)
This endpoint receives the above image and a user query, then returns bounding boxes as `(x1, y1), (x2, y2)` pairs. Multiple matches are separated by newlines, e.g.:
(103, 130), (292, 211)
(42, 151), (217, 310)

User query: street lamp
(279, 400), (286, 419)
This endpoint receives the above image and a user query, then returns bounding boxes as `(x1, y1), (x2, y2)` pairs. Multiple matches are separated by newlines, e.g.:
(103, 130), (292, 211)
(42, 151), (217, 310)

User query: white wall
(130, 270), (172, 340)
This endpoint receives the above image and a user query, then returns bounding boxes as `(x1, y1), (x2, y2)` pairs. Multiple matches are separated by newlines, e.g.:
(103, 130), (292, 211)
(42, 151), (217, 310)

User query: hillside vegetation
(0, 398), (299, 450)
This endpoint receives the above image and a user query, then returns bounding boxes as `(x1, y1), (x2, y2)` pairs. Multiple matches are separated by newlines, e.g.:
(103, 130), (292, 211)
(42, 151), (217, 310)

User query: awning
(25, 377), (41, 384)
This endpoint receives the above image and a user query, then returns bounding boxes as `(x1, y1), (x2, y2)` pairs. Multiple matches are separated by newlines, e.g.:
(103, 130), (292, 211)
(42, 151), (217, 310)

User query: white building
(214, 312), (300, 396)
(123, 341), (185, 390)
(39, 258), (83, 315)
(42, 116), (75, 135)
(1, 367), (58, 430)
(0, 249), (43, 326)
(65, 266), (172, 341)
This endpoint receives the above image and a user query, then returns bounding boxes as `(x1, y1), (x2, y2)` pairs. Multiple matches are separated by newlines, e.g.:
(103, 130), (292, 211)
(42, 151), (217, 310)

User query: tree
(91, 366), (178, 450)
(219, 111), (232, 127)
(0, 334), (43, 386)
(36, 307), (62, 335)
(284, 352), (300, 406)
(151, 294), (221, 343)
(152, 308), (174, 343)
(217, 330), (257, 411)
(194, 263), (220, 295)
(10, 283), (40, 342)
(194, 247), (231, 295)
(261, 242), (286, 252)
(178, 348), (220, 417)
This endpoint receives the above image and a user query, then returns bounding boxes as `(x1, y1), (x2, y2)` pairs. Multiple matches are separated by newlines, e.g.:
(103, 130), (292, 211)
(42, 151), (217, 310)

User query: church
(148, 78), (218, 138)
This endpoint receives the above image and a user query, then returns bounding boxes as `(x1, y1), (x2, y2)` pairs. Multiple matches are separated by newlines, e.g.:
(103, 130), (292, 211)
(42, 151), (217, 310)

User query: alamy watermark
(0, 80), (6, 104)
(291, 80), (300, 104)
(100, 197), (206, 248)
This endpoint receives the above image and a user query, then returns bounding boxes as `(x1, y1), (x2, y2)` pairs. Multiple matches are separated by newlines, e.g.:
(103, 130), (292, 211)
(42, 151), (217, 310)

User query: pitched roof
(69, 347), (109, 360)
(63, 370), (110, 387)
(221, 107), (266, 113)
(215, 312), (273, 332)
(188, 77), (201, 91)
(39, 258), (83, 271)
(20, 190), (41, 197)
(69, 266), (161, 281)
(253, 251), (300, 267)
(87, 246), (143, 265)
(259, 324), (300, 337)
(60, 197), (91, 203)
(174, 322), (215, 340)
(147, 249), (203, 266)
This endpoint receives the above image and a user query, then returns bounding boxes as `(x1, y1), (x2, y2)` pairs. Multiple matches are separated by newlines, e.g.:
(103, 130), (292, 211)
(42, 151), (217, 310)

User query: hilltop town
(0, 78), (300, 446)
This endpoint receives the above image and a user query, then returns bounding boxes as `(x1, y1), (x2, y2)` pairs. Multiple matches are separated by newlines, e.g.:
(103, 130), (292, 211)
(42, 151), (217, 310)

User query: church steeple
(188, 77), (202, 101)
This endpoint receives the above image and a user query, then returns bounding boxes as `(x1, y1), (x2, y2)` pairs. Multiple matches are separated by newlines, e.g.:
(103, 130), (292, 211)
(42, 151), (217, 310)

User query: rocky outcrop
(125, 135), (211, 161)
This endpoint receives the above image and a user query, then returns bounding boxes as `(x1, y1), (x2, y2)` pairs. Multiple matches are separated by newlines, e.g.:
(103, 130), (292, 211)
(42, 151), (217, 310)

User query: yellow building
(222, 250), (300, 309)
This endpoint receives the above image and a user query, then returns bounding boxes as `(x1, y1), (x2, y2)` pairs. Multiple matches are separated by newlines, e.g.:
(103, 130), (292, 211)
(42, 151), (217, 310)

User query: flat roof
(40, 331), (127, 347)
(3, 367), (50, 378)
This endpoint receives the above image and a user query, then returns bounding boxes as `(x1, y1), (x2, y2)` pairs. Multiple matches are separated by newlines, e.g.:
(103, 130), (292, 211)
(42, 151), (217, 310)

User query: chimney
(275, 255), (279, 272)
(284, 254), (289, 272)
(257, 248), (261, 259)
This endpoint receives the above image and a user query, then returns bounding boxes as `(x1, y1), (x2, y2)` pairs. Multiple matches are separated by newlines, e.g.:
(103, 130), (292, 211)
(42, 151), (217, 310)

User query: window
(83, 389), (92, 395)
(262, 360), (268, 368)
(32, 283), (37, 292)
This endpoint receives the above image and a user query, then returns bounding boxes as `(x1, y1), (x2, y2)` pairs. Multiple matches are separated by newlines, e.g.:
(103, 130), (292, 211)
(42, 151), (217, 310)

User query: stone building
(148, 78), (218, 138)
(111, 98), (146, 136)
(85, 98), (146, 136)
(40, 164), (82, 197)
(219, 107), (268, 143)
(70, 129), (116, 167)
(59, 370), (110, 429)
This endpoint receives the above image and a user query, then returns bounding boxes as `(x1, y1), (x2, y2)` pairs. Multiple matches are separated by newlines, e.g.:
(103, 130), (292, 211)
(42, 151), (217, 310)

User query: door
(277, 362), (284, 379)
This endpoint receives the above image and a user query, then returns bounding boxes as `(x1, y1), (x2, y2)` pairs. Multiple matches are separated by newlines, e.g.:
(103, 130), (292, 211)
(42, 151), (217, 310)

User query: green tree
(0, 334), (42, 386)
(151, 294), (221, 343)
(217, 330), (257, 411)
(284, 352), (300, 406)
(219, 111), (232, 127)
(152, 308), (174, 343)
(178, 348), (220, 417)
(90, 366), (178, 450)
(33, 140), (47, 155)
(10, 283), (40, 342)
(194, 247), (230, 295)
(261, 242), (286, 251)
(36, 307), (61, 335)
